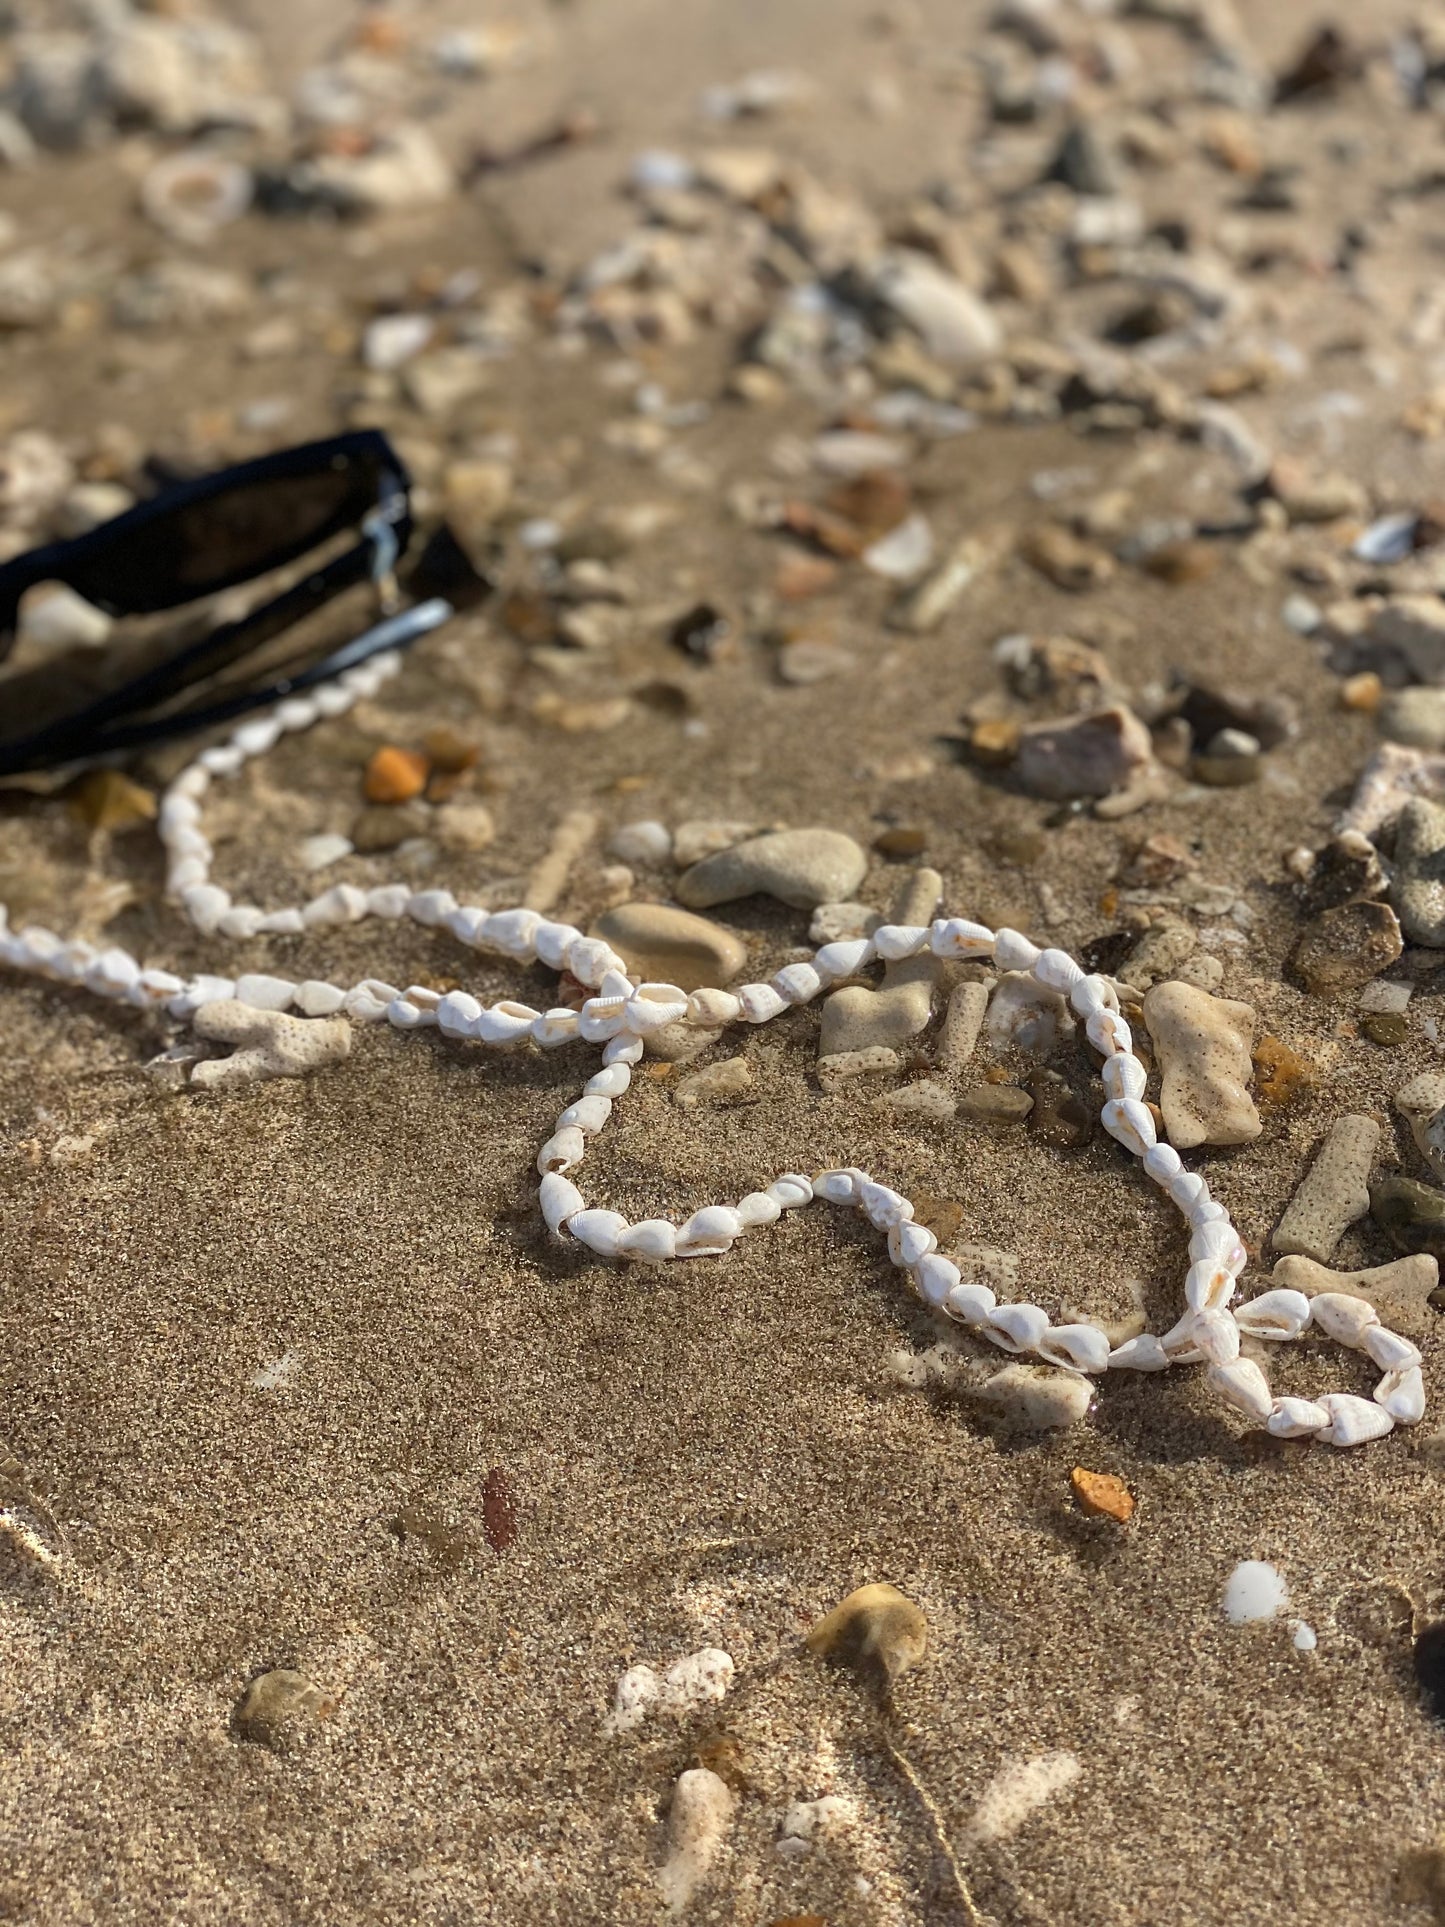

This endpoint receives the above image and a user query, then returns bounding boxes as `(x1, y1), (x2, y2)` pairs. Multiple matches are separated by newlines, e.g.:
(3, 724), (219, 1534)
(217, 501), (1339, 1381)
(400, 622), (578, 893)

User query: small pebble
(872, 1079), (956, 1120)
(234, 1668), (334, 1751)
(351, 803), (430, 852)
(1013, 705), (1156, 801)
(1371, 1177), (1445, 1260)
(1293, 901), (1403, 995)
(1364, 1010), (1408, 1047)
(608, 820), (673, 866)
(677, 828), (867, 911)
(675, 1057), (753, 1107)
(433, 801), (496, 854)
(364, 745), (429, 805)
(958, 1082), (1034, 1125)
(805, 1583), (927, 1685)
(300, 832), (353, 872)
(1223, 1560), (1289, 1625)
(1070, 1468), (1135, 1523)
(873, 824), (928, 858)
(67, 769), (155, 831)
(659, 1768), (735, 1916)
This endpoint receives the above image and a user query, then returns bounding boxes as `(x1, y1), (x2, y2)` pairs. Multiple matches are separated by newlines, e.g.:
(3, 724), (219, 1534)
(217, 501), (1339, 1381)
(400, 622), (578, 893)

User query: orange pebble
(1070, 1467), (1135, 1523)
(364, 745), (429, 804)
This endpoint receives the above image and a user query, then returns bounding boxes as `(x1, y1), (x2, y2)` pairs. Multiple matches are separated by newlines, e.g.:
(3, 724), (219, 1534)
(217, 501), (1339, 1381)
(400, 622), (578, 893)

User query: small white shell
(1107, 1334), (1170, 1371)
(944, 1281), (997, 1326)
(1309, 1292), (1380, 1348)
(914, 1252), (961, 1309)
(537, 1126), (586, 1175)
(476, 1000), (540, 1046)
(1085, 1007), (1132, 1057)
(1375, 1364), (1426, 1425)
(557, 1094), (612, 1136)
(1102, 1097), (1156, 1156)
(623, 983), (691, 1035)
(568, 1209), (630, 1258)
(984, 1302), (1051, 1354)
(604, 1034), (645, 1067)
(675, 1206), (744, 1257)
(483, 907), (542, 958)
(563, 935), (619, 986)
(578, 995), (629, 1043)
(1102, 1054), (1147, 1102)
(369, 885), (412, 919)
(993, 927), (1041, 973)
(688, 988), (743, 1027)
(772, 962), (824, 1005)
(436, 990), (483, 1038)
(617, 1218), (678, 1262)
(887, 1220), (936, 1269)
(1036, 1323), (1111, 1374)
(735, 1191), (782, 1228)
(1069, 972), (1117, 1018)
(1185, 1260), (1236, 1316)
(1033, 948), (1084, 995)
(857, 1181), (913, 1230)
(1364, 1326), (1422, 1373)
(1167, 1170), (1208, 1212)
(1188, 1219), (1247, 1274)
(813, 1169), (861, 1205)
(872, 924), (929, 962)
(1191, 1308), (1242, 1367)
(738, 982), (788, 1023)
(1266, 1396), (1331, 1439)
(1143, 1142), (1183, 1184)
(1317, 1392), (1395, 1447)
(813, 938), (875, 981)
(406, 889), (457, 928)
(533, 1008), (581, 1048)
(1233, 1288), (1311, 1341)
(533, 919), (580, 970)
(769, 1174), (815, 1210)
(929, 918), (994, 960)
(585, 1062), (632, 1098)
(540, 1172), (585, 1233)
(1208, 1357), (1273, 1423)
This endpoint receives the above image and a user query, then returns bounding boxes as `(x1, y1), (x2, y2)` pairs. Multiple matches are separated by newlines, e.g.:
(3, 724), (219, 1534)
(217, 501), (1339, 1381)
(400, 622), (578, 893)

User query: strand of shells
(0, 650), (1426, 1450)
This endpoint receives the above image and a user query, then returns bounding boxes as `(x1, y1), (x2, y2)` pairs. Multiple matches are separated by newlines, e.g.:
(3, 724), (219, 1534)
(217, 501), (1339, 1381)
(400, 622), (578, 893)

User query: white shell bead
(1143, 1143), (1183, 1184)
(1309, 1293), (1380, 1347)
(537, 1127), (586, 1174)
(813, 1169), (860, 1204)
(407, 889), (457, 928)
(985, 1302), (1051, 1353)
(772, 962), (823, 1005)
(568, 1209), (629, 1258)
(476, 1001), (539, 1045)
(676, 1206), (744, 1256)
(769, 1174), (814, 1210)
(887, 1220), (936, 1269)
(483, 908), (541, 957)
(858, 1181), (912, 1229)
(1037, 1323), (1111, 1374)
(914, 1252), (960, 1308)
(1364, 1326), (1422, 1373)
(1102, 1097), (1156, 1155)
(617, 1219), (678, 1262)
(436, 990), (482, 1037)
(603, 1034), (644, 1066)
(624, 983), (691, 1034)
(235, 973), (296, 1011)
(1233, 1289), (1311, 1341)
(1033, 948), (1084, 994)
(688, 988), (742, 1027)
(738, 983), (788, 1023)
(1102, 1055), (1147, 1102)
(532, 1009), (580, 1047)
(929, 918), (994, 960)
(1184, 1260), (1236, 1316)
(1107, 1334), (1170, 1371)
(735, 1191), (782, 1228)
(1376, 1365), (1426, 1425)
(1266, 1396), (1330, 1439)
(1191, 1308), (1241, 1366)
(1069, 972), (1116, 1018)
(368, 885), (412, 918)
(578, 996), (629, 1043)
(557, 1094), (612, 1135)
(814, 938), (875, 980)
(1317, 1392), (1395, 1447)
(540, 1172), (585, 1233)
(533, 919), (579, 970)
(585, 1062), (632, 1098)
(872, 924), (929, 962)
(1085, 1007), (1132, 1056)
(993, 928), (1041, 973)
(1208, 1357), (1273, 1423)
(944, 1282), (996, 1326)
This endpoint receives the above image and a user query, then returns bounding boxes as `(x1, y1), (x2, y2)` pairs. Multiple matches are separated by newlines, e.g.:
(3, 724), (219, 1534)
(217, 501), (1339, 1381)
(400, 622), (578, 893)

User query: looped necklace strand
(0, 646), (1425, 1451)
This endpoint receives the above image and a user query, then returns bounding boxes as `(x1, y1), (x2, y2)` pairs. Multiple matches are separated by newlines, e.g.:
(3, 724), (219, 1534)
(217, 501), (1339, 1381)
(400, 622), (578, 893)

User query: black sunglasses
(0, 430), (459, 777)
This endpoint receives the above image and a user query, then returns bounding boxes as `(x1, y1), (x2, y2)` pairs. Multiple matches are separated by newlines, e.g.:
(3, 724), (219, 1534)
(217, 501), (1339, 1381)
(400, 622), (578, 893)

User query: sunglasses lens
(65, 454), (384, 612)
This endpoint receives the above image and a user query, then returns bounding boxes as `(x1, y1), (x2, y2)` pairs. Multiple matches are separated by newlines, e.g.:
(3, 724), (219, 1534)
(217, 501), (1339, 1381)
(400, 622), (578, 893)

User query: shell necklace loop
(0, 645), (1425, 1451)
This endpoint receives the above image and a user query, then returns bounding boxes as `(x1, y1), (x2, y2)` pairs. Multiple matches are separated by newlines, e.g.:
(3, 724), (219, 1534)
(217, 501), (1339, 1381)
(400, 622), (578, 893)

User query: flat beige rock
(1142, 980), (1261, 1150)
(591, 902), (746, 992)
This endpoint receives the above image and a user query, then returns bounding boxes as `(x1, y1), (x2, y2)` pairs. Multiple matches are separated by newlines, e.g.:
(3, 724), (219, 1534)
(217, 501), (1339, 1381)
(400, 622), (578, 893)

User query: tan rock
(1142, 980), (1261, 1149)
(1070, 1468), (1135, 1523)
(806, 1583), (927, 1683)
(591, 902), (747, 992)
(1271, 1253), (1440, 1339)
(818, 868), (940, 1055)
(1271, 1114), (1379, 1261)
(677, 827), (866, 911)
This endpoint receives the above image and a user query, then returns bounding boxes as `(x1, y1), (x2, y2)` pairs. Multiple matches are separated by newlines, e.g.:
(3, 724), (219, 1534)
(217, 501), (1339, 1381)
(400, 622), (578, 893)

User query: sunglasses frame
(0, 431), (418, 776)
